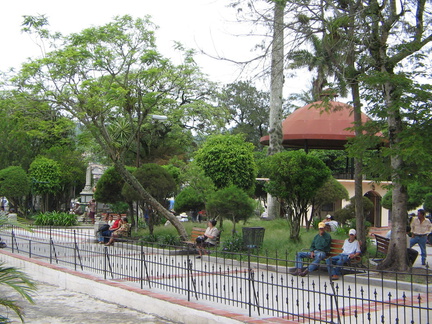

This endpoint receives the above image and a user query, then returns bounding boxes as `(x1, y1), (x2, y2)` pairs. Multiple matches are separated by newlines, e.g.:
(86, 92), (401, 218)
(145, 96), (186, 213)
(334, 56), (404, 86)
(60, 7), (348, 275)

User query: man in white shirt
(410, 209), (432, 266)
(326, 229), (361, 280)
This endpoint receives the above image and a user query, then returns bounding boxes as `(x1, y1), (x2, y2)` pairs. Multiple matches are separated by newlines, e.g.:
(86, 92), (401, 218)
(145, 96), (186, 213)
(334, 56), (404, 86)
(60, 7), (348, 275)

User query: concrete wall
(0, 250), (255, 324)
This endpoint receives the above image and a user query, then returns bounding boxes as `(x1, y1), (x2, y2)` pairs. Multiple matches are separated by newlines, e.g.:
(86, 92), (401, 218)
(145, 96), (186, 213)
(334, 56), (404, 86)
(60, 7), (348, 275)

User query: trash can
(242, 227), (265, 250)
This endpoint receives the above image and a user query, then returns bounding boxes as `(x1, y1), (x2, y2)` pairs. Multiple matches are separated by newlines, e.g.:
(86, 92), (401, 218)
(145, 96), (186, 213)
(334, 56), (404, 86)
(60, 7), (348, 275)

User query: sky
(0, 0), (309, 94)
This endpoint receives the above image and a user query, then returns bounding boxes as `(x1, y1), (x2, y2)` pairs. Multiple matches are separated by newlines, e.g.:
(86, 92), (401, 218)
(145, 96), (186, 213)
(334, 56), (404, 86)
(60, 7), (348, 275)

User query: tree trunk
(113, 161), (188, 240)
(377, 82), (408, 271)
(266, 0), (285, 220)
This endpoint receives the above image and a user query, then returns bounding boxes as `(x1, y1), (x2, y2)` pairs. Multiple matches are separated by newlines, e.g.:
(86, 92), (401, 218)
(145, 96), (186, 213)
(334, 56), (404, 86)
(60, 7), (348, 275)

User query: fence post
(248, 251), (252, 317)
(49, 226), (52, 264)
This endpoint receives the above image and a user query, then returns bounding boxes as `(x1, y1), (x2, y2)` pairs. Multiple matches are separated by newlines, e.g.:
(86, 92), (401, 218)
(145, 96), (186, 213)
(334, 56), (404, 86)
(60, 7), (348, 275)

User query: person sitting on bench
(326, 229), (361, 280)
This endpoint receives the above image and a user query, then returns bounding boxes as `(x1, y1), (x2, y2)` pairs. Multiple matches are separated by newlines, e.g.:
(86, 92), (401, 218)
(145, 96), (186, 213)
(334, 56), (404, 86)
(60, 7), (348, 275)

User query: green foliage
(218, 81), (274, 148)
(381, 182), (432, 211)
(423, 193), (432, 214)
(156, 233), (181, 246)
(334, 196), (374, 225)
(206, 185), (255, 232)
(0, 262), (36, 323)
(174, 186), (205, 214)
(312, 177), (349, 211)
(33, 211), (77, 226)
(221, 233), (244, 253)
(264, 150), (331, 240)
(122, 164), (176, 204)
(108, 202), (129, 214)
(94, 166), (136, 204)
(0, 166), (30, 211)
(194, 134), (257, 195)
(29, 157), (61, 194)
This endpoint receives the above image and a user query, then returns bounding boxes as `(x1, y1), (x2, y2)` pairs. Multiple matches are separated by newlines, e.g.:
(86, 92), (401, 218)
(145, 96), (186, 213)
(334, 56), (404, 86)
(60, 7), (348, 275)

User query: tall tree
(218, 81), (271, 148)
(12, 16), (225, 240)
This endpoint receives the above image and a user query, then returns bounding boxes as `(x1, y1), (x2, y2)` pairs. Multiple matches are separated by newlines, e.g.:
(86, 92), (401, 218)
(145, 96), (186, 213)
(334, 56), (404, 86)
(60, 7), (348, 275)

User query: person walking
(410, 209), (432, 266)
(292, 222), (331, 277)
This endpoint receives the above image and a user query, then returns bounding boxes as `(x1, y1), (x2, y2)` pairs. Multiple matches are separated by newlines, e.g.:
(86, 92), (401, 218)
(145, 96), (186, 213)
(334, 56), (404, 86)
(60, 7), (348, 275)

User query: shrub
(33, 211), (77, 226)
(221, 233), (244, 253)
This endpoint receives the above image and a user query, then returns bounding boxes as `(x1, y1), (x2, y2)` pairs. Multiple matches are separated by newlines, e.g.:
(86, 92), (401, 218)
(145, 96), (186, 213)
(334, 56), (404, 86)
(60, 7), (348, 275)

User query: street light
(150, 114), (168, 121)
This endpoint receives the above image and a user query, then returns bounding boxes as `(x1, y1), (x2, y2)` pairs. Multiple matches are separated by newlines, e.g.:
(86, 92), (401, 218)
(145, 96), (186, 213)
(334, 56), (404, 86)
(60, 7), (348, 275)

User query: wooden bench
(327, 239), (363, 268)
(182, 227), (221, 248)
(372, 233), (390, 261)
(301, 238), (363, 269)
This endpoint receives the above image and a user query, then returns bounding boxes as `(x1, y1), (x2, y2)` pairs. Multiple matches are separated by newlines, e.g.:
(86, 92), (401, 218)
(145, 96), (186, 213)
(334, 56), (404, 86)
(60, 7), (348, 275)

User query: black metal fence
(1, 226), (430, 323)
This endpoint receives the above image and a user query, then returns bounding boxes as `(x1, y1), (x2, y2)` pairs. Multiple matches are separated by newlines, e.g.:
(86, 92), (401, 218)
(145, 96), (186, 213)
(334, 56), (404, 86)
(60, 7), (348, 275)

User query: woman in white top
(196, 220), (219, 259)
(326, 229), (361, 279)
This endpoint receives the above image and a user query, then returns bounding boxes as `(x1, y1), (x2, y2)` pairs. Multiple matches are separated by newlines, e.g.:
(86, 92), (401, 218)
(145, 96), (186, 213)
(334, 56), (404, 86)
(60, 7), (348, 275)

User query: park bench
(301, 238), (364, 270)
(182, 227), (221, 249)
(372, 233), (390, 261)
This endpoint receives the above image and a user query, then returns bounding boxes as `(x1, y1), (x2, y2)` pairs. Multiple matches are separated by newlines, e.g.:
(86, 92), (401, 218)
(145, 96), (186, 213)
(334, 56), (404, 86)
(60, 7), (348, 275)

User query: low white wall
(0, 251), (246, 324)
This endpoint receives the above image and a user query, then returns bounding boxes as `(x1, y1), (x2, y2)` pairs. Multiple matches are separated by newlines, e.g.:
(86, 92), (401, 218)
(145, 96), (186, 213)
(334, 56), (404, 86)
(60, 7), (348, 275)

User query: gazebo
(259, 100), (389, 227)
(260, 100), (372, 151)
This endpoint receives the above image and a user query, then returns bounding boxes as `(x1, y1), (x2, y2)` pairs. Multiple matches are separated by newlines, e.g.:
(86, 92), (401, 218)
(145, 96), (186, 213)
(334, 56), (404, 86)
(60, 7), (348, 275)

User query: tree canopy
(265, 150), (331, 240)
(194, 134), (257, 195)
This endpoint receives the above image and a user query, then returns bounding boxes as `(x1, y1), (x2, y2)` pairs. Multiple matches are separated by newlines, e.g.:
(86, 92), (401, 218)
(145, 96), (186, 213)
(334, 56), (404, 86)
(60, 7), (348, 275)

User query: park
(1, 1), (432, 323)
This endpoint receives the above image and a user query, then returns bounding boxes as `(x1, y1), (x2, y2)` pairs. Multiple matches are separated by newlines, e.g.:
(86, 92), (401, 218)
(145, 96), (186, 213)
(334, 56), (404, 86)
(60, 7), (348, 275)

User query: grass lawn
(135, 217), (352, 260)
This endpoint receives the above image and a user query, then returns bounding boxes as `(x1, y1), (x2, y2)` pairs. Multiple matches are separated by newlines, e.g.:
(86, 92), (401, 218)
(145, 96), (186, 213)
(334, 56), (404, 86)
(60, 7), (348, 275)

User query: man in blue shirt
(292, 222), (332, 277)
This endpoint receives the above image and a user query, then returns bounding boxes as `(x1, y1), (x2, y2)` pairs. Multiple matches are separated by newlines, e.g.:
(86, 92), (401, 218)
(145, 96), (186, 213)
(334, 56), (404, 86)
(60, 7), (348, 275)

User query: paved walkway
(7, 281), (175, 324)
(1, 226), (431, 323)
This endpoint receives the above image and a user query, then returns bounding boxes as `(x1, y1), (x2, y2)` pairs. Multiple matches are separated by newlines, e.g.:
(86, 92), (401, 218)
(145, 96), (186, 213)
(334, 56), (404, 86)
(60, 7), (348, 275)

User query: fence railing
(1, 226), (430, 323)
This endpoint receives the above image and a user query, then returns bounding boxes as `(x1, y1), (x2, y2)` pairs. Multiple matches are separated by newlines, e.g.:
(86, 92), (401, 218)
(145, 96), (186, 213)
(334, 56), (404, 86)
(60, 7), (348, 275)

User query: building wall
(338, 179), (391, 227)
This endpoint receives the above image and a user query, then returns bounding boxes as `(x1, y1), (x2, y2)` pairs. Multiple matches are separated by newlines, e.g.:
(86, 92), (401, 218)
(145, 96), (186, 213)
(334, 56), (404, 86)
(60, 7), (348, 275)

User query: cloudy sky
(1, 0), (309, 93)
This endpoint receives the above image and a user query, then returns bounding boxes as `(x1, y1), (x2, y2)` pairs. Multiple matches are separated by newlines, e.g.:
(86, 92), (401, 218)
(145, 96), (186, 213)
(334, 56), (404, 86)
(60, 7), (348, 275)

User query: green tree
(174, 187), (205, 215)
(265, 150), (331, 240)
(194, 134), (257, 195)
(308, 177), (349, 229)
(14, 15), (227, 240)
(0, 166), (30, 214)
(206, 185), (255, 234)
(28, 157), (61, 212)
(0, 262), (36, 323)
(122, 164), (176, 234)
(423, 193), (432, 216)
(218, 81), (271, 147)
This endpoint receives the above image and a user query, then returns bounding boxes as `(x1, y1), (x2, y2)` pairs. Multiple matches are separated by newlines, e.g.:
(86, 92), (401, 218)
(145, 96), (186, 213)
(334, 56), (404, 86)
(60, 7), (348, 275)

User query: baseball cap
(349, 229), (356, 235)
(326, 214), (332, 219)
(318, 222), (326, 229)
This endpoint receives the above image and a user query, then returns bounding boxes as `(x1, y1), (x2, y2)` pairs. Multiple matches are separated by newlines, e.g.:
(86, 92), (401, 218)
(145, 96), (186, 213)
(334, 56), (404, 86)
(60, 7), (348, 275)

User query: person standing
(326, 229), (361, 280)
(410, 209), (432, 266)
(293, 222), (332, 276)
(88, 199), (96, 224)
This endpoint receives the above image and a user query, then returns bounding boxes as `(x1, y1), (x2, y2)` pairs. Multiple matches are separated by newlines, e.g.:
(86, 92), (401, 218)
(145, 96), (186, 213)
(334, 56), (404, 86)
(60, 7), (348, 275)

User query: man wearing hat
(292, 222), (332, 277)
(326, 229), (361, 280)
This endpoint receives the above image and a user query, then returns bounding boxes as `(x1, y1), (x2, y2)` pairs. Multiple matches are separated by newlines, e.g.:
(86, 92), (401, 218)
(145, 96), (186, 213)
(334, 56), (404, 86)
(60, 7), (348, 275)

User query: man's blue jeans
(410, 235), (427, 265)
(295, 251), (327, 271)
(326, 254), (349, 276)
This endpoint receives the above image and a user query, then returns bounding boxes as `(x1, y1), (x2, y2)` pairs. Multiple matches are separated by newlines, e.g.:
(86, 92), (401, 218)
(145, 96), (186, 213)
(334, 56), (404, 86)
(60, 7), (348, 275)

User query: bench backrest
(189, 227), (221, 245)
(190, 227), (206, 241)
(373, 234), (390, 254)
(328, 239), (344, 258)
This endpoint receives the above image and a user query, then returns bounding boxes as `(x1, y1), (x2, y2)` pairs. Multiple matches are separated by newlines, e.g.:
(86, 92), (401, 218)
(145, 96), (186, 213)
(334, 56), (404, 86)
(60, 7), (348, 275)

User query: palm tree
(0, 215), (36, 323)
(0, 263), (36, 323)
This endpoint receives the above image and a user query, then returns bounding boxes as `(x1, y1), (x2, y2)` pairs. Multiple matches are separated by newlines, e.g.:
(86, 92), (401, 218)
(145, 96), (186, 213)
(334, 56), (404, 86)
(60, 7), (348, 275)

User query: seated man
(293, 222), (331, 276)
(326, 229), (361, 280)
